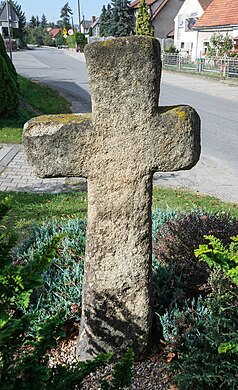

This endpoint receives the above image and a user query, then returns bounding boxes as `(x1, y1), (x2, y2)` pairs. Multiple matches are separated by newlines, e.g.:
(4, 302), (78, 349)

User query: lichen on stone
(28, 113), (92, 126)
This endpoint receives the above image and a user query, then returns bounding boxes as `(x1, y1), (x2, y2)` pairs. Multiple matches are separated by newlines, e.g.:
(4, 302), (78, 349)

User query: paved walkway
(0, 144), (87, 193)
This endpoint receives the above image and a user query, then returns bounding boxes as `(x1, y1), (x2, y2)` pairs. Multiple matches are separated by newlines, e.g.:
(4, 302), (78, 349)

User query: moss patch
(28, 113), (92, 126)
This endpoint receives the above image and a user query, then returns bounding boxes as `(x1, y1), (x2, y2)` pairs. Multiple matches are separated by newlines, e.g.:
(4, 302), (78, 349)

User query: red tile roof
(49, 28), (61, 38)
(195, 0), (238, 28)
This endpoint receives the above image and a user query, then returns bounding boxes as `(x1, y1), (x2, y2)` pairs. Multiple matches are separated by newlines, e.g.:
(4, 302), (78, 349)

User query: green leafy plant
(207, 32), (233, 57)
(195, 235), (238, 355)
(164, 45), (179, 54)
(195, 234), (238, 286)
(0, 199), (63, 386)
(100, 348), (134, 389)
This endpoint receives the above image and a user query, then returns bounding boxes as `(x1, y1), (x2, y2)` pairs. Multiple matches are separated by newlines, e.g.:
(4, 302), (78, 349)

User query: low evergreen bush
(14, 218), (86, 323)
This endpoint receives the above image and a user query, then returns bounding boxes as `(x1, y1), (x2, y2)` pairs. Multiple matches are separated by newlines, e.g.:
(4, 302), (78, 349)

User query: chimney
(92, 16), (96, 24)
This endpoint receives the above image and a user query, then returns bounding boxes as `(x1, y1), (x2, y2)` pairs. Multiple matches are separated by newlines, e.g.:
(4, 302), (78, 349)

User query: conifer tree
(110, 0), (134, 37)
(99, 5), (108, 37)
(105, 4), (112, 36)
(0, 34), (18, 83)
(29, 15), (37, 28)
(0, 55), (19, 117)
(0, 35), (19, 117)
(36, 15), (40, 27)
(60, 2), (73, 29)
(41, 14), (47, 28)
(135, 0), (154, 37)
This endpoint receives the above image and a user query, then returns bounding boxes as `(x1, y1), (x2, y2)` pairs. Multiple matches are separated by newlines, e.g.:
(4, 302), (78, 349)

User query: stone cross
(23, 36), (200, 360)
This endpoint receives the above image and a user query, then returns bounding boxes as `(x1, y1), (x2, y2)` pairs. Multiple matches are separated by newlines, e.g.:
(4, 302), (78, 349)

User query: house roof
(0, 2), (19, 22)
(198, 0), (213, 10)
(49, 28), (61, 38)
(167, 29), (174, 37)
(195, 0), (238, 28)
(130, 0), (157, 9)
(91, 17), (100, 28)
(151, 0), (169, 20)
(81, 20), (91, 30)
(130, 0), (171, 20)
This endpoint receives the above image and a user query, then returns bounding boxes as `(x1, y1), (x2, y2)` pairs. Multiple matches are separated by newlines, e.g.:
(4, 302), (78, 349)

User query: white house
(193, 0), (238, 58)
(91, 16), (100, 37)
(174, 0), (212, 59)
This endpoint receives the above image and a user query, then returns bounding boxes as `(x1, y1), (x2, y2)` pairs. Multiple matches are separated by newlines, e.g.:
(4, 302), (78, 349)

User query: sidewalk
(0, 144), (87, 193)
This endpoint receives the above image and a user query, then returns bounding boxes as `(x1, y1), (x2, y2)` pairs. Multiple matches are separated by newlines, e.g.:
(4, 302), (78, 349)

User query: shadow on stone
(78, 290), (150, 360)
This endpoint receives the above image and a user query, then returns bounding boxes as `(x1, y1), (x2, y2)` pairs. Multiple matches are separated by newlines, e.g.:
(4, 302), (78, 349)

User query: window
(181, 42), (184, 49)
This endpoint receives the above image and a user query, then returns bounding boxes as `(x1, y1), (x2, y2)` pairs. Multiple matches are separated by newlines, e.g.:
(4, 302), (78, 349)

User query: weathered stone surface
(23, 36), (200, 360)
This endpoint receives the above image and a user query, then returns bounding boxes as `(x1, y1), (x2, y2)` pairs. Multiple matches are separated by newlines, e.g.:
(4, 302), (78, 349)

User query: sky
(17, 0), (106, 24)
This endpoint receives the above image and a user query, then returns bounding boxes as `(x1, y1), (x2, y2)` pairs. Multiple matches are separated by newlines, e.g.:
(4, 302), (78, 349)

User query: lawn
(0, 75), (71, 144)
(0, 187), (237, 240)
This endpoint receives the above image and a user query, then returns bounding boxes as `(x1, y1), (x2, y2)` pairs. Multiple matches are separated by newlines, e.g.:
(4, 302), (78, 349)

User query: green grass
(152, 187), (238, 215)
(0, 187), (237, 240)
(0, 191), (87, 240)
(0, 108), (35, 143)
(0, 75), (72, 144)
(18, 75), (71, 115)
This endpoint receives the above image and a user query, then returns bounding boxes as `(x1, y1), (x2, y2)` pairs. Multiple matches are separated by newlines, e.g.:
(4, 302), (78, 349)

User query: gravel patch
(48, 335), (176, 390)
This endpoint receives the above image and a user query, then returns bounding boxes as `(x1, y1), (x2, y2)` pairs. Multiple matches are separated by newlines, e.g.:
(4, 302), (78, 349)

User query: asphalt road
(13, 47), (91, 113)
(12, 47), (238, 203)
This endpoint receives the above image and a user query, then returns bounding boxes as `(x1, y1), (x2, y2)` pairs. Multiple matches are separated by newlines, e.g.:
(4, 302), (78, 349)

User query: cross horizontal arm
(148, 105), (201, 173)
(23, 113), (93, 178)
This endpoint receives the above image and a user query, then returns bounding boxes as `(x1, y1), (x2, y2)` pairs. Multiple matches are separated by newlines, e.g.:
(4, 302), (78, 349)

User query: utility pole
(77, 0), (81, 31)
(6, 0), (12, 61)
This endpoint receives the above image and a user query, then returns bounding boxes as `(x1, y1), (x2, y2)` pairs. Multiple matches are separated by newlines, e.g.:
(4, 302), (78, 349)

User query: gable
(0, 2), (19, 23)
(198, 0), (213, 10)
